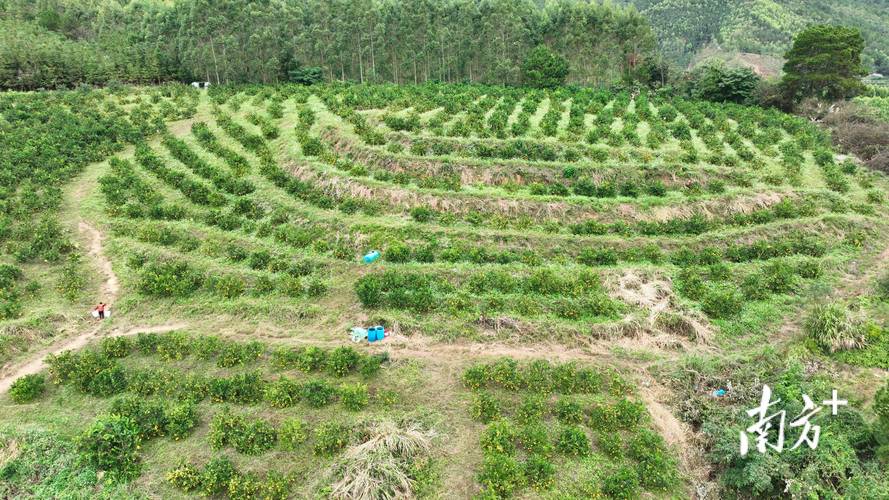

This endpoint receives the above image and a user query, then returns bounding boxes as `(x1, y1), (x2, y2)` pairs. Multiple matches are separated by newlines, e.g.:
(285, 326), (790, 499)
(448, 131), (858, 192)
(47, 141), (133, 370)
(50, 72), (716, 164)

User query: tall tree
(782, 25), (867, 102)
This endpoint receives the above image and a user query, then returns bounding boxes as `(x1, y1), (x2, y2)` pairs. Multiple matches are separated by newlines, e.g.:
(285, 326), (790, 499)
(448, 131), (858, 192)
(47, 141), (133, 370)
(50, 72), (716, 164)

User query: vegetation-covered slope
(1, 83), (888, 498)
(622, 0), (889, 72)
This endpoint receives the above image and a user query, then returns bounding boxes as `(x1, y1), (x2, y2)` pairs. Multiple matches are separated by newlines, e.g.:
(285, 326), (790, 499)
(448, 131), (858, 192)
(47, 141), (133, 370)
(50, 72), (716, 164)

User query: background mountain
(620, 0), (889, 75)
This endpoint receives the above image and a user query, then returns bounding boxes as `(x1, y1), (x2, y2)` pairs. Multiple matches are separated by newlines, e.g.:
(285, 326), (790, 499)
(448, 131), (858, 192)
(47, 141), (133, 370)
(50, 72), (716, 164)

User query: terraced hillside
(2, 83), (889, 498)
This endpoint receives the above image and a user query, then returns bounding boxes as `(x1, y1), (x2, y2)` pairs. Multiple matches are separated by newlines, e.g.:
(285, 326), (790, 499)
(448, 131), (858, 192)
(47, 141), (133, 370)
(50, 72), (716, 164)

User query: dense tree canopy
(521, 45), (569, 89)
(622, 0), (889, 73)
(0, 0), (658, 90)
(687, 62), (760, 104)
(782, 25), (867, 102)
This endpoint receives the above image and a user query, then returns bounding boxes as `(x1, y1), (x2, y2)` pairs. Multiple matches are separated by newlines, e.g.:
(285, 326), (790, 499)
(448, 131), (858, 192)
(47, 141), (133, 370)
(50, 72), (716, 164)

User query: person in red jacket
(94, 302), (107, 320)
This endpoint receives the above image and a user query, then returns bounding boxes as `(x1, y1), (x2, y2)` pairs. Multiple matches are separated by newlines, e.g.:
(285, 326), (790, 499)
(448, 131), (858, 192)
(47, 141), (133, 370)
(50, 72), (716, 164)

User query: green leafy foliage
(8, 374), (46, 403)
(783, 25), (868, 101)
(77, 414), (142, 481)
(521, 45), (569, 89)
(688, 62), (760, 104)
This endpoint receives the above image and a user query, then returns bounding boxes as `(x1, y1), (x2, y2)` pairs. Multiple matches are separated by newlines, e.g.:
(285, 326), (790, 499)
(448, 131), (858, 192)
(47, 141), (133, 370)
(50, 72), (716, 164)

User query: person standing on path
(94, 302), (107, 320)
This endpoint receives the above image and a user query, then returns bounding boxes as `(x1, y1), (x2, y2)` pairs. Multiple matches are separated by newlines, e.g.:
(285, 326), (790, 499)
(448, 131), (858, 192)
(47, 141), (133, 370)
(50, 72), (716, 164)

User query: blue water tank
(362, 250), (381, 264)
(368, 326), (385, 342)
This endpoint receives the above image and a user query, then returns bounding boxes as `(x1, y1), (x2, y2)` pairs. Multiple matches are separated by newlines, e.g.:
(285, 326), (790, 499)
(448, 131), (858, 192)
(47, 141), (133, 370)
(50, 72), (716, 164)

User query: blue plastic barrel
(362, 250), (381, 264)
(368, 326), (385, 342)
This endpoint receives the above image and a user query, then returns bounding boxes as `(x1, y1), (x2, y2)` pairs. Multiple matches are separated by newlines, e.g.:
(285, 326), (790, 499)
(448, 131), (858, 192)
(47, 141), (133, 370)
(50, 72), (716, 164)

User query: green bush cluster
(162, 134), (254, 195)
(134, 143), (226, 207)
(167, 457), (291, 499)
(462, 358), (613, 395)
(270, 345), (388, 377)
(109, 394), (199, 441)
(46, 337), (391, 412)
(462, 353), (680, 498)
(8, 374), (46, 403)
(191, 122), (251, 176)
(313, 421), (351, 456)
(77, 414), (143, 481)
(356, 268), (622, 321)
(246, 112), (279, 139)
(209, 408), (278, 455)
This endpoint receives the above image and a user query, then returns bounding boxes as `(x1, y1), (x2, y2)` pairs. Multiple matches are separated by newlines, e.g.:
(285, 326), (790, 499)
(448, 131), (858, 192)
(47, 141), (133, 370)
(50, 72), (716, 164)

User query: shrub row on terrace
(462, 358), (678, 498)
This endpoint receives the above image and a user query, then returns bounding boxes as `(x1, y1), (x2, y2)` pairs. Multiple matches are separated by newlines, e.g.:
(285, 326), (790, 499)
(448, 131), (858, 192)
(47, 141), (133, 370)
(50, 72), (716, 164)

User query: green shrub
(555, 425), (589, 456)
(167, 461), (203, 492)
(135, 332), (161, 353)
(614, 398), (646, 429)
(327, 346), (361, 376)
(86, 364), (128, 397)
(300, 379), (337, 408)
(480, 419), (516, 456)
(192, 335), (223, 360)
(523, 454), (555, 490)
(551, 362), (578, 393)
(516, 394), (547, 423)
(264, 377), (301, 408)
(156, 331), (192, 360)
(165, 401), (199, 440)
(200, 456), (237, 496)
(78, 414), (142, 481)
(109, 395), (168, 440)
(602, 465), (640, 499)
(354, 270), (444, 311)
(100, 337), (133, 358)
(578, 247), (619, 266)
(279, 418), (309, 451)
(478, 453), (525, 498)
(375, 388), (399, 407)
(589, 402), (620, 431)
(56, 254), (86, 300)
(340, 383), (369, 411)
(518, 423), (551, 455)
(227, 471), (276, 498)
(209, 408), (277, 455)
(596, 431), (623, 458)
(700, 283), (744, 318)
(209, 371), (265, 404)
(555, 398), (584, 424)
(313, 421), (351, 456)
(9, 374), (46, 403)
(470, 391), (501, 423)
(761, 260), (800, 294)
(628, 429), (677, 489)
(0, 263), (23, 288)
(805, 303), (866, 353)
(138, 259), (203, 297)
(488, 357), (522, 390)
(295, 346), (328, 372)
(410, 207), (435, 222)
(876, 273), (889, 301)
(521, 359), (553, 393)
(359, 352), (387, 378)
(217, 340), (264, 368)
(211, 275), (245, 298)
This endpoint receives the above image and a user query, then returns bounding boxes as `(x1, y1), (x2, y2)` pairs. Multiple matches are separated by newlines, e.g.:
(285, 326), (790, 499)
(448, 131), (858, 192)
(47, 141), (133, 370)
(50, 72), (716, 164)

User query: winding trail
(79, 221), (119, 299)
(0, 222), (184, 393)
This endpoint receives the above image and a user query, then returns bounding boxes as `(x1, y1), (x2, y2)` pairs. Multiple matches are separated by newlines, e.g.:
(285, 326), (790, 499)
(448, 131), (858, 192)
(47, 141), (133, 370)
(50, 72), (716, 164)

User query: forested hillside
(621, 0), (889, 73)
(0, 0), (658, 89)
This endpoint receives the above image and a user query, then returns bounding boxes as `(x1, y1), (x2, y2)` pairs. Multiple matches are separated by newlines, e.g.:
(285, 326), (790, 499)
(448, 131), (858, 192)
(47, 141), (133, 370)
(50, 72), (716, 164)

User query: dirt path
(0, 222), (177, 393)
(78, 221), (119, 299)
